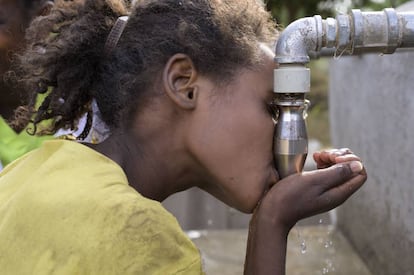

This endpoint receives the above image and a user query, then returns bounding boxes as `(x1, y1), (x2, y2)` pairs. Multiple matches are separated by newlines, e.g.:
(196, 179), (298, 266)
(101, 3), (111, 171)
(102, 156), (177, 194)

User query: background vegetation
(266, 0), (411, 146)
(266, 0), (411, 27)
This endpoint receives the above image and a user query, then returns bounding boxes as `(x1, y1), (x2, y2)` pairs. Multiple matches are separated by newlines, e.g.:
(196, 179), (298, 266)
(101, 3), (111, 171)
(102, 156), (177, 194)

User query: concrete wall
(329, 10), (414, 273)
(163, 188), (251, 230)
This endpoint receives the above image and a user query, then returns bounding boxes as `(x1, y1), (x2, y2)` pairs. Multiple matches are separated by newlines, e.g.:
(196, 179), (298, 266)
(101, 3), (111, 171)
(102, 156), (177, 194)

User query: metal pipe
(276, 8), (414, 62)
(274, 15), (324, 64)
(273, 8), (414, 178)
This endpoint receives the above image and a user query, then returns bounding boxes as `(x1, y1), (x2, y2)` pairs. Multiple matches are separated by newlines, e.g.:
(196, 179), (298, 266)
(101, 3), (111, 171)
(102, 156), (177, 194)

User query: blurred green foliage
(267, 0), (411, 27)
(306, 60), (331, 147)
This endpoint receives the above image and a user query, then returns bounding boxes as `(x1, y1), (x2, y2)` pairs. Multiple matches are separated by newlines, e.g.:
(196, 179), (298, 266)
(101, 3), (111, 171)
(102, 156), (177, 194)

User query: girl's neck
(90, 130), (202, 202)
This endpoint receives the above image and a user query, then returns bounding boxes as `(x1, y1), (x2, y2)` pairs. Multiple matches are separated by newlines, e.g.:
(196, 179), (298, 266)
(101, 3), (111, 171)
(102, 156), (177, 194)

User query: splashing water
(300, 240), (307, 254)
(324, 240), (333, 248)
(292, 225), (340, 274)
(320, 229), (336, 274)
(296, 227), (307, 254)
(321, 259), (335, 274)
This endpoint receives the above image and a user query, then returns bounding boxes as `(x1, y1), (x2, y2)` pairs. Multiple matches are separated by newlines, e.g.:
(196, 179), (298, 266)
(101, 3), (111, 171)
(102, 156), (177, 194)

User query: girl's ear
(36, 1), (54, 16)
(162, 54), (200, 110)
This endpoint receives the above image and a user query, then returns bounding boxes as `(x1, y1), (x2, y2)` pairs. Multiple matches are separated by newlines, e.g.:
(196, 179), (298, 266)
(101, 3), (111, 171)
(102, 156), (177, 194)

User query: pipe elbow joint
(275, 15), (324, 64)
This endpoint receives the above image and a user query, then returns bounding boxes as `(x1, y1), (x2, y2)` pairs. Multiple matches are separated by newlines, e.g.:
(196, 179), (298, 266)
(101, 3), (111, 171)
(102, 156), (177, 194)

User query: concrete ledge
(189, 225), (372, 275)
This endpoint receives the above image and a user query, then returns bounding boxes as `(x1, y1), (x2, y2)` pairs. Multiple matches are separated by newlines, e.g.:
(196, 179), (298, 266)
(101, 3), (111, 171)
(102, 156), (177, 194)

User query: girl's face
(189, 46), (279, 213)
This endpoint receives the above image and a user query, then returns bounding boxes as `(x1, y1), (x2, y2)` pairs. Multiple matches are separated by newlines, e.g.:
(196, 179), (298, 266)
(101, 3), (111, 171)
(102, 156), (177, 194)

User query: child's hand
(313, 148), (361, 169)
(257, 148), (367, 230)
(245, 149), (366, 274)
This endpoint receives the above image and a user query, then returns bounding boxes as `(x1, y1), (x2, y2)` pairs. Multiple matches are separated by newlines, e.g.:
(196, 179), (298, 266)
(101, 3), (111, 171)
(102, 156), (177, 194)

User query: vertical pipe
(273, 8), (414, 178)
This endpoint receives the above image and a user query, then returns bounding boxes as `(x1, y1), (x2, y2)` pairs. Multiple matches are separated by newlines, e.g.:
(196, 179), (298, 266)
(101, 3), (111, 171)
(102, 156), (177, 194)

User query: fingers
(313, 148), (357, 168)
(334, 154), (361, 163)
(304, 160), (364, 191)
(301, 161), (367, 216)
(259, 157), (367, 229)
(324, 174), (367, 206)
(313, 148), (352, 163)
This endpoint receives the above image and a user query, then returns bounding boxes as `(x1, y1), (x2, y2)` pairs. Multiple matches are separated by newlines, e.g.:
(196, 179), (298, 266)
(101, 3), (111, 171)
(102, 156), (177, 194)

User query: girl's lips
(268, 165), (280, 189)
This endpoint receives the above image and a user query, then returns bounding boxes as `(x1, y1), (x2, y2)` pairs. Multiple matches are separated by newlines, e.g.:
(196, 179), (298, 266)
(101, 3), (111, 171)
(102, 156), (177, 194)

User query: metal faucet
(273, 93), (309, 179)
(274, 8), (414, 178)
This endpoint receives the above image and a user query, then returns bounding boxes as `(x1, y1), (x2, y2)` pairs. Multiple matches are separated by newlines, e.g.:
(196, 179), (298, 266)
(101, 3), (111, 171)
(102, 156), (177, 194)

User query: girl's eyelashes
(267, 101), (278, 119)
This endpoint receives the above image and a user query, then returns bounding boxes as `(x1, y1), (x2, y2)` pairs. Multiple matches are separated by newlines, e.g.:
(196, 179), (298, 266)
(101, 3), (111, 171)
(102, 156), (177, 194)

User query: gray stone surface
(329, 40), (414, 274)
(163, 188), (251, 230)
(189, 226), (372, 275)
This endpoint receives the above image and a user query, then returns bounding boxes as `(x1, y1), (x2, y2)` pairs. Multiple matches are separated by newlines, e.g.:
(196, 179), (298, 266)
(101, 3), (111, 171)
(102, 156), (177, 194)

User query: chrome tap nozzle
(273, 94), (308, 178)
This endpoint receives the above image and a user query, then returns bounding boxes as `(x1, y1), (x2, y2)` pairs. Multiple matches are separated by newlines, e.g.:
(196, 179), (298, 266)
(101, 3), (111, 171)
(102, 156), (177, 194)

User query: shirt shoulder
(0, 139), (203, 274)
(98, 196), (203, 274)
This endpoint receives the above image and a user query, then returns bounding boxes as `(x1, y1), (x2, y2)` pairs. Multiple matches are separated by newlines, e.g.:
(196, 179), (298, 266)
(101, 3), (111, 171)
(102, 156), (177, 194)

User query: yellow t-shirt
(0, 140), (202, 274)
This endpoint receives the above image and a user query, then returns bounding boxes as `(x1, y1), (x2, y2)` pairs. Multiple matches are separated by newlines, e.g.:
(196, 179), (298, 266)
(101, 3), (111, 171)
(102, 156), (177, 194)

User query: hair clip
(104, 16), (129, 55)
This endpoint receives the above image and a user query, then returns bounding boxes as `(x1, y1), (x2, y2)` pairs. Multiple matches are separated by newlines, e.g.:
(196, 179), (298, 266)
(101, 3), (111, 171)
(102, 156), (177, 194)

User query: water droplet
(322, 267), (329, 274)
(324, 240), (333, 248)
(207, 219), (213, 226)
(319, 218), (323, 224)
(300, 240), (307, 254)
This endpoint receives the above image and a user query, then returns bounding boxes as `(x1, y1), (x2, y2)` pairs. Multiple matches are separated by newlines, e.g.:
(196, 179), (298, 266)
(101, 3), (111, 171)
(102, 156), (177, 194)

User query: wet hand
(257, 149), (367, 230)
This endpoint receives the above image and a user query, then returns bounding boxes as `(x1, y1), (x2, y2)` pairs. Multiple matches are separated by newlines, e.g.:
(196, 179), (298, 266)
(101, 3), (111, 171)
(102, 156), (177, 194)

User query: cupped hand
(313, 148), (361, 168)
(257, 148), (367, 230)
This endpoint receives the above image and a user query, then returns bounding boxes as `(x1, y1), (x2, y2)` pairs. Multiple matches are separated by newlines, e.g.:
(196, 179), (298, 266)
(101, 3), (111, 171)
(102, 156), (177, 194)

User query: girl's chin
(234, 198), (261, 214)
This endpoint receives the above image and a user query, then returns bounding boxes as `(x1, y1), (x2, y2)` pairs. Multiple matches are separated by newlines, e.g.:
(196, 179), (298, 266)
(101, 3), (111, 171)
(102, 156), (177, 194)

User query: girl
(0, 0), (367, 274)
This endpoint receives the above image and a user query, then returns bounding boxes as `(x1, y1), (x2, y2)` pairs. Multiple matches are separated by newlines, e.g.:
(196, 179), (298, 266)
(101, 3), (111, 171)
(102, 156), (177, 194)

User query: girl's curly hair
(11, 0), (277, 134)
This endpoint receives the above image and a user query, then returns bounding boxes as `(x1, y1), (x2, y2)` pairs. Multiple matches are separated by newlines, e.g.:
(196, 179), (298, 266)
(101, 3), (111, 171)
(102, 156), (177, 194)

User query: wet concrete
(189, 225), (372, 275)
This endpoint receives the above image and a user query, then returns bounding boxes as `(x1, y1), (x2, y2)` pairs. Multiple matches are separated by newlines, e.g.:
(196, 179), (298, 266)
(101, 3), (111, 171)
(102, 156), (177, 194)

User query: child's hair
(18, 0), (52, 24)
(12, 0), (277, 134)
(21, 0), (46, 10)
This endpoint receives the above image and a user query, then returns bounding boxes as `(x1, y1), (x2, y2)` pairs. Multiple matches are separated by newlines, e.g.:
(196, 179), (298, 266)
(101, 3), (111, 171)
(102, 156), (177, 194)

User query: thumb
(302, 161), (367, 214)
(304, 161), (364, 191)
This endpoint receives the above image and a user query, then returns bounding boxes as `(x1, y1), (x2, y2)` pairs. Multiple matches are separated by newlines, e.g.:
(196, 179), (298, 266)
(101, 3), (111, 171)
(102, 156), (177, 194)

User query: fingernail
(350, 161), (363, 173)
